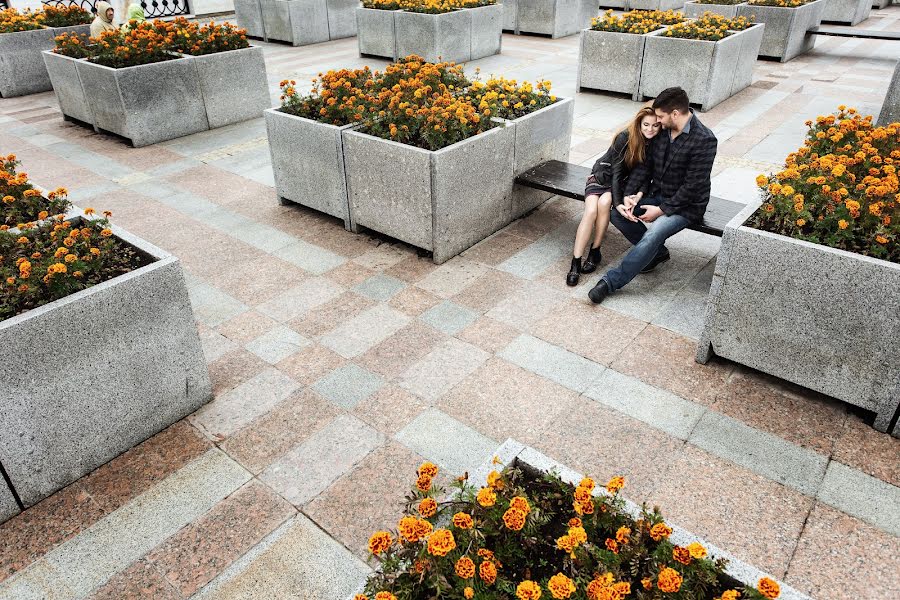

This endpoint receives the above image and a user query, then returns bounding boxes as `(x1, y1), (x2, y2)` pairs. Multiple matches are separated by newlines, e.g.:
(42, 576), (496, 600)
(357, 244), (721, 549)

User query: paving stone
(484, 280), (569, 331)
(208, 349), (270, 397)
(352, 386), (427, 438)
(419, 300), (479, 335)
(186, 278), (249, 328)
(244, 325), (310, 365)
(288, 291), (376, 339)
(456, 316), (522, 354)
(497, 222), (573, 280)
(356, 321), (447, 380)
(388, 286), (442, 316)
(394, 408), (499, 476)
(275, 344), (347, 387)
(259, 415), (384, 507)
(217, 311), (280, 345)
(312, 364), (385, 410)
(499, 334), (606, 394)
(271, 239), (346, 275)
(352, 273), (407, 301)
(200, 329), (239, 364)
(256, 277), (345, 323)
(831, 413), (900, 488)
(320, 304), (411, 359)
(415, 258), (489, 298)
(450, 269), (521, 313)
(399, 338), (491, 403)
(816, 461), (900, 537)
(88, 557), (180, 600)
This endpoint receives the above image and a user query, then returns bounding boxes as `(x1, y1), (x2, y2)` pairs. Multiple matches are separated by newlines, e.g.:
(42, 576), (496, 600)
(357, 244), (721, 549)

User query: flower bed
(577, 10), (685, 99)
(44, 19), (269, 146)
(684, 0), (748, 18)
(0, 6), (91, 98)
(0, 155), (211, 519)
(699, 108), (900, 436)
(357, 447), (793, 599)
(736, 0), (824, 61)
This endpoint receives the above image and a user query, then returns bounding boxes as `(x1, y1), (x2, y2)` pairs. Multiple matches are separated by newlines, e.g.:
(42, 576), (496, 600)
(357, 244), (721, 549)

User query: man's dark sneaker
(640, 252), (671, 274)
(581, 245), (602, 274)
(588, 279), (611, 304)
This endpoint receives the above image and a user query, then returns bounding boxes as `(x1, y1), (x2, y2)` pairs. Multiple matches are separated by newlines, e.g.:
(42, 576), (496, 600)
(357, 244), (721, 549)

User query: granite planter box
(516, 0), (597, 38)
(185, 46), (271, 129)
(821, 0), (871, 25)
(469, 4), (504, 60)
(502, 0), (517, 30)
(0, 24), (89, 98)
(394, 6), (503, 64)
(265, 108), (355, 229)
(627, 0), (687, 10)
(343, 125), (515, 263)
(877, 60), (899, 126)
(326, 0), (362, 39)
(736, 0), (825, 62)
(684, 0), (747, 18)
(0, 482), (17, 523)
(872, 0), (889, 7)
(356, 7), (398, 58)
(639, 23), (765, 111)
(503, 97), (575, 218)
(234, 0), (267, 38)
(0, 218), (212, 519)
(42, 50), (93, 124)
(260, 0), (330, 45)
(577, 27), (665, 100)
(698, 201), (900, 437)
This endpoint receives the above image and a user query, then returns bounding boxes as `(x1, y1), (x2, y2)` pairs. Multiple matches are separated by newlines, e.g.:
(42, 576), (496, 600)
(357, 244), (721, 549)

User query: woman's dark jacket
(590, 130), (644, 207)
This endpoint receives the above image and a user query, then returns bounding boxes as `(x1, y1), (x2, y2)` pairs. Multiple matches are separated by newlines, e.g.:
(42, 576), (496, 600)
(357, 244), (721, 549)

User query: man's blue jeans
(603, 196), (690, 291)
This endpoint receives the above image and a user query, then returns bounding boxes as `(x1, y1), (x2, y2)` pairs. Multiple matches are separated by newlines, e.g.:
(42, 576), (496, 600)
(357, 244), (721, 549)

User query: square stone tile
(272, 239), (346, 275)
(320, 304), (411, 359)
(217, 311), (279, 345)
(352, 243), (411, 271)
(256, 277), (344, 323)
(288, 291), (375, 339)
(383, 254), (439, 283)
(386, 285), (440, 316)
(325, 262), (377, 288)
(394, 408), (499, 476)
(399, 338), (491, 403)
(89, 557), (180, 600)
(245, 325), (310, 365)
(352, 273), (406, 302)
(496, 222), (574, 280)
(187, 279), (249, 328)
(484, 280), (569, 331)
(450, 270), (521, 313)
(831, 413), (900, 488)
(356, 321), (446, 380)
(461, 230), (533, 266)
(352, 386), (427, 437)
(200, 330), (239, 364)
(275, 345), (347, 387)
(418, 300), (479, 335)
(415, 258), (489, 298)
(207, 347), (270, 397)
(816, 461), (900, 537)
(456, 316), (522, 354)
(312, 364), (385, 410)
(212, 255), (309, 307)
(499, 333), (606, 393)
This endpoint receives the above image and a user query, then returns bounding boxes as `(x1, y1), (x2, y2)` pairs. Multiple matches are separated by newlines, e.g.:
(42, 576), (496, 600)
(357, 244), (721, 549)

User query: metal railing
(40, 0), (191, 18)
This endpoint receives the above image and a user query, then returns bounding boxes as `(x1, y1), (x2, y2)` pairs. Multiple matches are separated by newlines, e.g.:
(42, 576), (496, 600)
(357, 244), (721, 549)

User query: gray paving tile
(651, 289), (710, 341)
(200, 330), (239, 364)
(689, 411), (829, 497)
(48, 141), (136, 180)
(399, 338), (490, 403)
(584, 369), (706, 440)
(272, 239), (346, 275)
(394, 408), (499, 476)
(256, 277), (344, 322)
(353, 273), (407, 302)
(187, 278), (249, 327)
(245, 325), (310, 365)
(497, 222), (573, 280)
(499, 334), (605, 394)
(312, 364), (385, 409)
(817, 461), (900, 537)
(320, 304), (410, 358)
(419, 300), (479, 335)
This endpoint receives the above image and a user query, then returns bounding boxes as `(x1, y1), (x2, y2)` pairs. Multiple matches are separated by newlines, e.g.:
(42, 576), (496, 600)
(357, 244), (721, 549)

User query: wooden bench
(514, 160), (745, 237)
(809, 25), (900, 42)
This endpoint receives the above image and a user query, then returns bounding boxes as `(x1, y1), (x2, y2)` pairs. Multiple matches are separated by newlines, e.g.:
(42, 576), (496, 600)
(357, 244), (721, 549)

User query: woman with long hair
(567, 106), (660, 286)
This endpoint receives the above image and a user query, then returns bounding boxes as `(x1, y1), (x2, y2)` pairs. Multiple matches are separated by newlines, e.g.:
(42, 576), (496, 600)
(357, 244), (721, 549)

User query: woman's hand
(616, 204), (639, 222)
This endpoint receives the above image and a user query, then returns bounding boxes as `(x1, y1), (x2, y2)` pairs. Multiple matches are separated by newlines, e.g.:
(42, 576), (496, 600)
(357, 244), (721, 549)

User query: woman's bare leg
(573, 194), (600, 258)
(591, 192), (614, 249)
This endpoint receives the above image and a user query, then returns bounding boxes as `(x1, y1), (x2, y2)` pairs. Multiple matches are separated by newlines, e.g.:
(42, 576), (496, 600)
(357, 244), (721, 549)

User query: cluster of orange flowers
(465, 77), (556, 120)
(357, 460), (783, 600)
(748, 0), (811, 6)
(752, 107), (899, 263)
(53, 17), (248, 68)
(664, 13), (753, 40)
(362, 0), (496, 13)
(0, 6), (91, 34)
(591, 9), (686, 34)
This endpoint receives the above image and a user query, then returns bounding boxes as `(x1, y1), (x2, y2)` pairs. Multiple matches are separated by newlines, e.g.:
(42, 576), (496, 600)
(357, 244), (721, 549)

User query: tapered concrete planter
(326, 0), (362, 39)
(343, 125), (515, 264)
(684, 0), (747, 18)
(877, 61), (899, 126)
(640, 23), (765, 111)
(0, 25), (89, 98)
(394, 9), (476, 64)
(517, 0), (597, 38)
(260, 0), (330, 45)
(265, 108), (355, 229)
(698, 201), (900, 437)
(627, 0), (686, 10)
(821, 0), (871, 25)
(736, 0), (825, 62)
(42, 51), (93, 124)
(502, 0), (517, 30)
(469, 4), (504, 60)
(577, 27), (665, 100)
(0, 218), (212, 518)
(0, 483), (17, 523)
(187, 46), (271, 129)
(872, 0), (889, 7)
(599, 0), (627, 7)
(234, 0), (267, 38)
(503, 98), (575, 218)
(357, 7), (398, 58)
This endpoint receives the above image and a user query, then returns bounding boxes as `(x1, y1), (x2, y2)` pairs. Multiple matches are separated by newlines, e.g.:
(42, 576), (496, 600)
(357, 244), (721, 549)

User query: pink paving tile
(352, 242), (414, 271)
(451, 269), (521, 313)
(785, 502), (900, 600)
(276, 344), (347, 386)
(383, 254), (440, 283)
(356, 321), (447, 380)
(147, 481), (296, 597)
(87, 558), (181, 600)
(287, 291), (374, 339)
(460, 231), (533, 266)
(456, 316), (522, 354)
(352, 385), (427, 437)
(831, 413), (900, 488)
(208, 348), (270, 397)
(216, 311), (279, 345)
(0, 140), (98, 191)
(484, 280), (570, 331)
(325, 261), (377, 288)
(166, 165), (278, 210)
(198, 254), (305, 307)
(388, 285), (442, 317)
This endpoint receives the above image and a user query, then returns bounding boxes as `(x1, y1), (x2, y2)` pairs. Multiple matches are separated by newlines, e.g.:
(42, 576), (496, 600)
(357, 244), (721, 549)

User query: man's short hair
(652, 87), (690, 114)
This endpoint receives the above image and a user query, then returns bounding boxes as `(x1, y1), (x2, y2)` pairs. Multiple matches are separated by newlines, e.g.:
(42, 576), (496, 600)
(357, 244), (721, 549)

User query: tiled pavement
(2, 8), (900, 599)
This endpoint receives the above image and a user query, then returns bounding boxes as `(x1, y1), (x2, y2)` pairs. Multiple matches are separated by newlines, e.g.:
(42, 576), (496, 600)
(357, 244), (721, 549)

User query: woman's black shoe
(581, 245), (602, 273)
(566, 256), (581, 286)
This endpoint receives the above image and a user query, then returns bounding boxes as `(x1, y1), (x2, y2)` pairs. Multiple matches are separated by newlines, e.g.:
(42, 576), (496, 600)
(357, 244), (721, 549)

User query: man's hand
(616, 204), (639, 222)
(639, 205), (664, 223)
(623, 192), (642, 209)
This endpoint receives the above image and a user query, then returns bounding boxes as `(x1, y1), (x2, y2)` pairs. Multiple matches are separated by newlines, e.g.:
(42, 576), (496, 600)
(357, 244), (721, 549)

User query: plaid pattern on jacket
(624, 111), (718, 223)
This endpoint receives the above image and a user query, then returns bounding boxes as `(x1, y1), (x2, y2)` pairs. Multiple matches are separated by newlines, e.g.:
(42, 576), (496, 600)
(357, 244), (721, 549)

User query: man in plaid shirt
(589, 87), (718, 304)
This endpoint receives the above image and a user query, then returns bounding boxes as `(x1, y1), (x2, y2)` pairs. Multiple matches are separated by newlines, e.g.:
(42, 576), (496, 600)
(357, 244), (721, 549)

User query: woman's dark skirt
(584, 175), (611, 198)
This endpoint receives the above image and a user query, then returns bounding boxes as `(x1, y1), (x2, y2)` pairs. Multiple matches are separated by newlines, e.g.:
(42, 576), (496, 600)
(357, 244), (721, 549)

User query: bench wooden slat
(809, 26), (900, 41)
(514, 159), (745, 237)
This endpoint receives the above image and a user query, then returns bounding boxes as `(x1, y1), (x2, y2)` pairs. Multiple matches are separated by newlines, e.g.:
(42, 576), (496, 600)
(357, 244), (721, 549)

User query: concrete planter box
(599, 0), (627, 7)
(326, 0), (362, 39)
(356, 7), (398, 58)
(684, 0), (747, 18)
(234, 0), (267, 38)
(698, 201), (900, 437)
(577, 27), (665, 100)
(502, 0), (517, 30)
(265, 108), (355, 229)
(1, 482), (17, 523)
(627, 0), (686, 10)
(872, 0), (889, 7)
(469, 4), (504, 60)
(503, 98), (575, 218)
(736, 0), (825, 62)
(343, 125), (514, 264)
(821, 0), (871, 25)
(260, 0), (330, 45)
(0, 25), (89, 98)
(877, 60), (899, 126)
(191, 0), (237, 15)
(640, 23), (765, 111)
(517, 0), (597, 38)
(0, 218), (211, 519)
(186, 46), (271, 129)
(42, 51), (93, 124)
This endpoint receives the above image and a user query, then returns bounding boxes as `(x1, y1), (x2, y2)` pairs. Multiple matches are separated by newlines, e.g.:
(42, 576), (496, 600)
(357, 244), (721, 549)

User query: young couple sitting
(566, 86), (719, 305)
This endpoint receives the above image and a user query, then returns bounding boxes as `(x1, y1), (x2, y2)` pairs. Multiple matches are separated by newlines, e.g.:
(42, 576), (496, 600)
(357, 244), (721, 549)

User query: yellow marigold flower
(5, 277), (15, 285)
(1, 196), (13, 204)
(755, 174), (768, 187)
(796, 218), (806, 227)
(73, 271), (83, 278)
(89, 247), (100, 256)
(455, 556), (476, 579)
(479, 559), (497, 584)
(502, 507), (527, 531)
(16, 236), (28, 244)
(687, 541), (707, 559)
(100, 228), (113, 237)
(641, 578), (653, 590)
(876, 235), (888, 244)
(516, 580), (542, 600)
(719, 591), (741, 600)
(477, 487), (496, 507)
(606, 476), (625, 494)
(418, 462), (438, 479)
(398, 515), (424, 542)
(838, 219), (849, 229)
(673, 545), (692, 565)
(649, 522), (672, 541)
(569, 526), (587, 545)
(367, 531), (392, 555)
(37, 211), (48, 220)
(615, 526), (630, 544)
(452, 512), (474, 529)
(374, 593), (396, 600)
(487, 470), (504, 489)
(84, 207), (95, 215)
(605, 538), (619, 553)
(509, 496), (530, 514)
(758, 577), (780, 599)
(64, 254), (77, 264)
(426, 528), (455, 557)
(547, 573), (575, 599)
(657, 567), (683, 593)
(579, 477), (595, 491)
(464, 587), (474, 599)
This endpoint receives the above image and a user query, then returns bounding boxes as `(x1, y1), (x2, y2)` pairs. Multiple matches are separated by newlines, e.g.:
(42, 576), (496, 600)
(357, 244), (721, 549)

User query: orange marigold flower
(398, 515), (423, 542)
(557, 534), (575, 554)
(657, 568), (683, 593)
(374, 593), (396, 600)
(606, 476), (625, 494)
(876, 235), (889, 244)
(568, 517), (582, 528)
(84, 207), (95, 215)
(649, 522), (673, 541)
(516, 580), (542, 600)
(418, 497), (437, 518)
(418, 461), (438, 479)
(16, 236), (28, 244)
(641, 578), (653, 591)
(568, 525), (587, 545)
(547, 573), (576, 599)
(509, 496), (530, 514)
(605, 538), (619, 553)
(756, 174), (768, 187)
(37, 211), (48, 220)
(452, 512), (474, 529)
(612, 582), (630, 596)
(719, 591), (741, 600)
(615, 526), (630, 544)
(487, 470), (504, 489)
(426, 528), (455, 557)
(479, 560), (497, 585)
(687, 541), (707, 559)
(455, 556), (476, 579)
(353, 595), (368, 600)
(573, 486), (592, 504)
(464, 587), (474, 599)
(367, 531), (392, 555)
(838, 219), (849, 230)
(502, 507), (527, 531)
(758, 577), (780, 599)
(415, 474), (432, 492)
(100, 228), (113, 237)
(477, 487), (496, 507)
(579, 477), (595, 491)
(673, 545), (692, 565)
